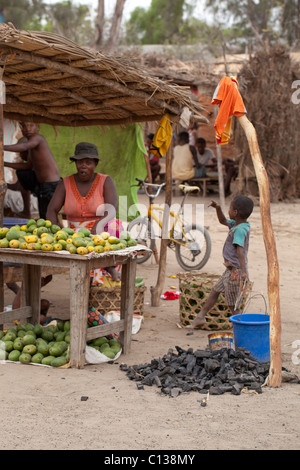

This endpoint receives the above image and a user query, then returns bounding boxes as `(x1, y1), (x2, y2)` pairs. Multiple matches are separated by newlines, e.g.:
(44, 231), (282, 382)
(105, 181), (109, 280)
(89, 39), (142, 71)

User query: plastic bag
(85, 345), (122, 365)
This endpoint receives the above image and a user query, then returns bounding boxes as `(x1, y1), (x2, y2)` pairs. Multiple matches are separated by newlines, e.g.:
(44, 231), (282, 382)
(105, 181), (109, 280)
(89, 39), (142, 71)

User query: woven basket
(178, 271), (252, 330)
(89, 285), (146, 316)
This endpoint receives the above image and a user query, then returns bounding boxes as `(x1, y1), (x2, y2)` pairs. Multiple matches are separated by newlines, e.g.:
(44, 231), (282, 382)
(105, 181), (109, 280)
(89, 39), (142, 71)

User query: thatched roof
(0, 23), (208, 128)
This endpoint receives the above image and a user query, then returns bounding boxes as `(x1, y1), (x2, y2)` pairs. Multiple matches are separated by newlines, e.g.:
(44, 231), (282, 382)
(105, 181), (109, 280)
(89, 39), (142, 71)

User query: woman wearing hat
(46, 142), (121, 283)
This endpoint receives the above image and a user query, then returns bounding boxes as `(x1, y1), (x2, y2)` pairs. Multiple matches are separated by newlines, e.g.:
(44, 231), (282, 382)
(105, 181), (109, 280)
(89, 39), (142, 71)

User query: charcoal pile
(120, 346), (270, 397)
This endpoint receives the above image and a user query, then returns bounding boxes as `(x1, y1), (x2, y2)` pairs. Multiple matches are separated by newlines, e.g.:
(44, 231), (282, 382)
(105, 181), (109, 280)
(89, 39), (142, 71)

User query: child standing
(191, 195), (254, 328)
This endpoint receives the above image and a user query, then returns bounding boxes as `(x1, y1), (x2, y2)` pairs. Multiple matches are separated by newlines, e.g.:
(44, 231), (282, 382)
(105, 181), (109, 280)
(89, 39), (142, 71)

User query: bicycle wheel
(175, 223), (211, 271)
(127, 217), (156, 264)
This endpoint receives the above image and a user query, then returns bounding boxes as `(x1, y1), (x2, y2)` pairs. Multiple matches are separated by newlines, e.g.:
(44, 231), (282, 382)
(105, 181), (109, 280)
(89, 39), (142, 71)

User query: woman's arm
(46, 180), (66, 226)
(92, 176), (118, 235)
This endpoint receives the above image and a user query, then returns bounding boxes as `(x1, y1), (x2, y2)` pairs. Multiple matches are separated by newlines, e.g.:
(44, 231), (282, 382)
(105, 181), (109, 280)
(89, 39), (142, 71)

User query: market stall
(0, 24), (207, 367)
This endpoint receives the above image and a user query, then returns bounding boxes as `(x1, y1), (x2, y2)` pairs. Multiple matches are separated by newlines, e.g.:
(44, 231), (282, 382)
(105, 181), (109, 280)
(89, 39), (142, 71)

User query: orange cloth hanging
(212, 76), (246, 145)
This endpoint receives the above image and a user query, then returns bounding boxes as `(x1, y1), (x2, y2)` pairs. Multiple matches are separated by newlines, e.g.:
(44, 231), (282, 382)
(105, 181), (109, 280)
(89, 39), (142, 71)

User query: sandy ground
(1, 192), (300, 451)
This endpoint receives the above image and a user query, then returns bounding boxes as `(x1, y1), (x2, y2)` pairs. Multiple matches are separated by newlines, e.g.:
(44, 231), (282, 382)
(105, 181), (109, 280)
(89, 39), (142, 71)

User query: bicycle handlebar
(134, 178), (166, 198)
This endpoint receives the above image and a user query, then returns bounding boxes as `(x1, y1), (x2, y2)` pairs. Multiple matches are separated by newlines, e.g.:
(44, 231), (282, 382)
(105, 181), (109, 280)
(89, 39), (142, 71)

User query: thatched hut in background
(233, 45), (300, 201)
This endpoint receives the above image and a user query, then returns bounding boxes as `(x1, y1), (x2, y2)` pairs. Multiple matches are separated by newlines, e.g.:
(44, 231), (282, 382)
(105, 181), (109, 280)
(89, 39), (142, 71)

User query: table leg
(69, 260), (90, 368)
(120, 257), (136, 354)
(0, 261), (3, 329)
(23, 264), (41, 325)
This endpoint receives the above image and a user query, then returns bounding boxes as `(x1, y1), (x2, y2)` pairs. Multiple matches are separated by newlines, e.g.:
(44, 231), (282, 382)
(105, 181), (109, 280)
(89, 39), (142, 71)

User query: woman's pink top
(63, 173), (108, 222)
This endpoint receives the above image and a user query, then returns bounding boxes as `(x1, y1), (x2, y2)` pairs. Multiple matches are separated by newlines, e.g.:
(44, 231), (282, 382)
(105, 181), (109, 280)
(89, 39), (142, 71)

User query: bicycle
(127, 178), (211, 271)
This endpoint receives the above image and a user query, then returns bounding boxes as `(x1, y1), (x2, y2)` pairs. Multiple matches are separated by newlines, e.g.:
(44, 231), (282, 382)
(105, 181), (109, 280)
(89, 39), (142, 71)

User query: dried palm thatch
(234, 44), (300, 201)
(0, 23), (208, 127)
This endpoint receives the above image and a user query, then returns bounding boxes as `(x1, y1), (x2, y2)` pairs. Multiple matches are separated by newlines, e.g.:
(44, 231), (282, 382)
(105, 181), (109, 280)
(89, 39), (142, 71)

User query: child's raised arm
(209, 200), (227, 226)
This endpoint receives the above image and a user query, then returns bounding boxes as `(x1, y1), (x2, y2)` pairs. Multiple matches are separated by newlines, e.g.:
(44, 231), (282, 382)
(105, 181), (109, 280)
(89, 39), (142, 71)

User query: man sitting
(196, 137), (218, 177)
(172, 131), (205, 183)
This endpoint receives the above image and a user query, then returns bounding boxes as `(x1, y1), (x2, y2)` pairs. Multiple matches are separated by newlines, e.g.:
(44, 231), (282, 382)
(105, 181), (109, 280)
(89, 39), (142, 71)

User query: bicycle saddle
(178, 184), (200, 193)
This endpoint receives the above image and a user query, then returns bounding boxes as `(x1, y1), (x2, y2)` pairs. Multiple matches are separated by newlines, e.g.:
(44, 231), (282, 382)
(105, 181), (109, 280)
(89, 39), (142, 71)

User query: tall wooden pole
(214, 107), (226, 211)
(150, 141), (173, 306)
(0, 66), (6, 313)
(238, 114), (281, 387)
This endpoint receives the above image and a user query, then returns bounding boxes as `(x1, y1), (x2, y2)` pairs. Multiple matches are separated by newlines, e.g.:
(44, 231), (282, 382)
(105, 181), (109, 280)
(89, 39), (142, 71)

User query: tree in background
(205, 0), (281, 48)
(0, 0), (45, 29)
(125, 0), (192, 45)
(43, 0), (94, 46)
(281, 0), (300, 48)
(1, 0), (300, 54)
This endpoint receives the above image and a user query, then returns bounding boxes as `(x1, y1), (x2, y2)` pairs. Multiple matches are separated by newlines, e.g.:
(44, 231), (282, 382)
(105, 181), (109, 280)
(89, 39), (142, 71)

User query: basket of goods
(177, 271), (252, 330)
(88, 276), (146, 316)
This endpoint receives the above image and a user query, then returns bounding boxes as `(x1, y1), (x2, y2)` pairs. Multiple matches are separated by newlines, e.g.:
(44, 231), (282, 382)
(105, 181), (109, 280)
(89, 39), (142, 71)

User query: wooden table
(0, 247), (141, 368)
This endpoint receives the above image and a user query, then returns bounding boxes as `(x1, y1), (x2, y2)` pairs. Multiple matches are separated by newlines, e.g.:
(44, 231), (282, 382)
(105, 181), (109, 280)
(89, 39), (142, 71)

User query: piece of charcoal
(219, 384), (233, 393)
(186, 355), (197, 373)
(204, 359), (220, 373)
(141, 376), (153, 386)
(119, 363), (128, 371)
(137, 383), (144, 390)
(237, 374), (257, 383)
(158, 366), (176, 377)
(154, 376), (162, 388)
(170, 387), (181, 398)
(209, 386), (224, 395)
(231, 383), (243, 395)
(175, 345), (187, 355)
(194, 349), (212, 359)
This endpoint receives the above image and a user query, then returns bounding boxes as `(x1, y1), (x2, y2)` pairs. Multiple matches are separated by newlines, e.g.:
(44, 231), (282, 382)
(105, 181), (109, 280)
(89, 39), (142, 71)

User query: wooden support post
(23, 264), (41, 325)
(69, 259), (90, 369)
(120, 256), (136, 353)
(238, 114), (281, 387)
(0, 66), (6, 314)
(214, 107), (226, 211)
(150, 142), (173, 306)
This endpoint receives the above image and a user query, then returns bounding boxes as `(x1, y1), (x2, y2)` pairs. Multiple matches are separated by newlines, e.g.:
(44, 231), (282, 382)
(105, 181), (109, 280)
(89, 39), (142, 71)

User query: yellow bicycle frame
(147, 204), (190, 247)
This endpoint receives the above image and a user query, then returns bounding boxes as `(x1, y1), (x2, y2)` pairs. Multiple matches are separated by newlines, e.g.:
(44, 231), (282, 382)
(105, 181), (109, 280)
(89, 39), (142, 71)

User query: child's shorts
(212, 268), (243, 306)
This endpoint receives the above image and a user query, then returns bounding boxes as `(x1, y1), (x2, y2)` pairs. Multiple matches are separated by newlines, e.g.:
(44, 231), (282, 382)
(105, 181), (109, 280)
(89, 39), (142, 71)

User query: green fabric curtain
(40, 123), (147, 220)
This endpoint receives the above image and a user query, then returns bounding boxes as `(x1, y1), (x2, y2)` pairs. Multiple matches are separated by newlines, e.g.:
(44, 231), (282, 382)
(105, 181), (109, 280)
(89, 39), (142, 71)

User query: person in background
(145, 133), (161, 182)
(4, 122), (61, 219)
(172, 131), (205, 182)
(187, 122), (199, 147)
(46, 142), (121, 284)
(196, 137), (218, 176)
(6, 124), (33, 218)
(191, 195), (254, 328)
(196, 138), (239, 196)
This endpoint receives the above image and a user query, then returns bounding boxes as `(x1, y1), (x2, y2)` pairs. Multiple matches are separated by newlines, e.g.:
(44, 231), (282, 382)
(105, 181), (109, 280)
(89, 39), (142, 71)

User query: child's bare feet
(190, 314), (206, 329)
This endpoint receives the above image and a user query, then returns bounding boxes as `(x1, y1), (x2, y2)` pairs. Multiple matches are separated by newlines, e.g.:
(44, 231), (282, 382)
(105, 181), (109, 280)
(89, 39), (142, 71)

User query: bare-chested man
(4, 121), (61, 219)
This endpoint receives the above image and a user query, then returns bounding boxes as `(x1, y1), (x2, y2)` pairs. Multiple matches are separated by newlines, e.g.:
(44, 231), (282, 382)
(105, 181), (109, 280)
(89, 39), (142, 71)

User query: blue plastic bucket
(229, 313), (270, 362)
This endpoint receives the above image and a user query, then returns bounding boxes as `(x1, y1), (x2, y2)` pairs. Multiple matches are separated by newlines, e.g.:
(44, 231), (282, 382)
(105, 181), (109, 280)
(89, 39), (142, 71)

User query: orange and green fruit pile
(0, 219), (137, 255)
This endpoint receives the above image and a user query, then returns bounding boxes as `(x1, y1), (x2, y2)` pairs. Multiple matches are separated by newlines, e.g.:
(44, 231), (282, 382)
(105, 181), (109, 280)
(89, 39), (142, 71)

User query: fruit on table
(0, 219), (138, 255)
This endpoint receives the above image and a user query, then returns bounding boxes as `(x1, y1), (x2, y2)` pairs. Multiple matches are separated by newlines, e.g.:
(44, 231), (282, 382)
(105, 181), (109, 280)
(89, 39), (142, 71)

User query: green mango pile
(0, 319), (123, 366)
(87, 336), (122, 359)
(0, 320), (71, 367)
